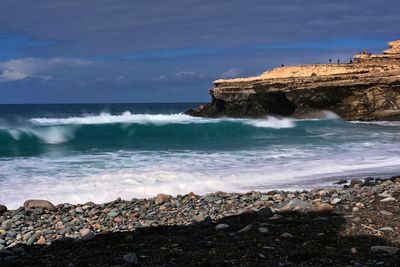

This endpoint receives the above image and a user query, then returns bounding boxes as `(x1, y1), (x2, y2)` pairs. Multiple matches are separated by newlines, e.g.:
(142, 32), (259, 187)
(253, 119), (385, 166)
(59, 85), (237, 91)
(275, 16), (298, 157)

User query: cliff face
(187, 40), (400, 121)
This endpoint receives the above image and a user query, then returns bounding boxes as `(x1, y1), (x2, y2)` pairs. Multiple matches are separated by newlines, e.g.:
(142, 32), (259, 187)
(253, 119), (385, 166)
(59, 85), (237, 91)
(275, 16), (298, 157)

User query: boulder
(0, 205), (7, 215)
(23, 199), (56, 211)
(155, 194), (172, 205)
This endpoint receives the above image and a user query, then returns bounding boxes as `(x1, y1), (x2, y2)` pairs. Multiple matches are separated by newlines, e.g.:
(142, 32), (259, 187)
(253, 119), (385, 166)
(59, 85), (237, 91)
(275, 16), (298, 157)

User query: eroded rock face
(187, 40), (400, 121)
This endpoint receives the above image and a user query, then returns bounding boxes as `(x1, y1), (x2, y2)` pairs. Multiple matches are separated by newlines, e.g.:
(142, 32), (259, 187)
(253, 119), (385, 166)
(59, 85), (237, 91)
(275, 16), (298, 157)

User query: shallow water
(0, 103), (399, 208)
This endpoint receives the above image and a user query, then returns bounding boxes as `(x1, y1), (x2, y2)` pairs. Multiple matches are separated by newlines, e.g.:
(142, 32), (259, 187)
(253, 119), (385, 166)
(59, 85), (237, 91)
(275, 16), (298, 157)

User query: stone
(280, 199), (311, 212)
(1, 220), (13, 230)
(258, 227), (269, 233)
(107, 210), (119, 218)
(215, 224), (229, 230)
(80, 228), (95, 241)
(379, 210), (393, 216)
(280, 232), (294, 239)
(378, 227), (394, 232)
(238, 224), (252, 233)
(36, 236), (46, 245)
(311, 203), (333, 213)
(371, 246), (399, 255)
(0, 205), (7, 214)
(123, 252), (138, 265)
(330, 198), (341, 205)
(380, 197), (395, 202)
(24, 199), (56, 211)
(26, 233), (40, 245)
(334, 179), (347, 185)
(155, 194), (171, 205)
(351, 247), (357, 254)
(378, 192), (392, 198)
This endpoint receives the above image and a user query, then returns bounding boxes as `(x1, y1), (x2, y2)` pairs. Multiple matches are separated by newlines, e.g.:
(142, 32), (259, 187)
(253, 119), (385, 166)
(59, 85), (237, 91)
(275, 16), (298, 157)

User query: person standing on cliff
(329, 58), (332, 63)
(337, 59), (340, 64)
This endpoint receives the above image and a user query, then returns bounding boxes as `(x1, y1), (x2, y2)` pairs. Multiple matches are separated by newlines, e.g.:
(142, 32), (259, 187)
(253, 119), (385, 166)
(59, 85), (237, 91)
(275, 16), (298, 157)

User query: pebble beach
(0, 176), (399, 266)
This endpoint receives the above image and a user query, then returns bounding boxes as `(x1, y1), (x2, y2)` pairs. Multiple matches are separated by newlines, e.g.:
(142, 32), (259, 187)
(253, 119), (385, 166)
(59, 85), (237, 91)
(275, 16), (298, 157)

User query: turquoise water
(0, 103), (399, 208)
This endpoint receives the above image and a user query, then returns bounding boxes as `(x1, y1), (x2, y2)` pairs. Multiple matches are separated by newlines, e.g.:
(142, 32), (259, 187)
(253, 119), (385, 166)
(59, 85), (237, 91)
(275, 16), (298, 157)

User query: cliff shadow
(1, 208), (399, 266)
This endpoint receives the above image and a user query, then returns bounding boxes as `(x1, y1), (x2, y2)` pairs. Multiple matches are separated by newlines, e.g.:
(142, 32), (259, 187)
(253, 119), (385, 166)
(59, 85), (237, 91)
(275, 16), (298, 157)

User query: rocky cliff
(187, 40), (400, 121)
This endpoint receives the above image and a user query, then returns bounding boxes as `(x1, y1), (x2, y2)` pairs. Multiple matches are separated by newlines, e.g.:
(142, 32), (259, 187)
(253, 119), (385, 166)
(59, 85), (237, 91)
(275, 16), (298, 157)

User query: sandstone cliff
(187, 40), (400, 121)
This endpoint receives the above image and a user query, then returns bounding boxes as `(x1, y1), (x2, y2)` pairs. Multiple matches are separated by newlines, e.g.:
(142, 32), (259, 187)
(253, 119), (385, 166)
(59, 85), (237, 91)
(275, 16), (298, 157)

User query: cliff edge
(187, 39), (400, 121)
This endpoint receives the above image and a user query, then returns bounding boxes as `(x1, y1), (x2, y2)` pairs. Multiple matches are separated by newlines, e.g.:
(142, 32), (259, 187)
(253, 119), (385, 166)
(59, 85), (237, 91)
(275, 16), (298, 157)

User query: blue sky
(0, 0), (399, 103)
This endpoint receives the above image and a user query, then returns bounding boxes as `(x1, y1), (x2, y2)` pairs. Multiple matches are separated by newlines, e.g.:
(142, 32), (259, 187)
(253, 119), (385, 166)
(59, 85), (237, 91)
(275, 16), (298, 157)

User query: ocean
(0, 103), (399, 208)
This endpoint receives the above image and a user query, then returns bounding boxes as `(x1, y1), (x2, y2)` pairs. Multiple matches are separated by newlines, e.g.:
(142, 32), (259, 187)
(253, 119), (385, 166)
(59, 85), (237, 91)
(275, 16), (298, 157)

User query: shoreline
(1, 176), (399, 265)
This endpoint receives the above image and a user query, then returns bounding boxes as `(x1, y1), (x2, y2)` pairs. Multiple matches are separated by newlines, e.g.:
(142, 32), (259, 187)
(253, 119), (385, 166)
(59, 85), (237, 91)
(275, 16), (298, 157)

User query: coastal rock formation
(187, 40), (400, 120)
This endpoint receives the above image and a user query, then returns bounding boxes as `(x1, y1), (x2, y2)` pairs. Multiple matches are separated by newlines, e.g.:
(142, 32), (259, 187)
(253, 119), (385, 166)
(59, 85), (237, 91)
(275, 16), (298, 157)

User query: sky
(0, 0), (399, 103)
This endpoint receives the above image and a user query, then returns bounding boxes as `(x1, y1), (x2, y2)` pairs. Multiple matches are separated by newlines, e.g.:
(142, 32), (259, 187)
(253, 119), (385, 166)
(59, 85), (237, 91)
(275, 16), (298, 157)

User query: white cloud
(175, 71), (205, 80)
(220, 67), (241, 79)
(0, 58), (92, 82)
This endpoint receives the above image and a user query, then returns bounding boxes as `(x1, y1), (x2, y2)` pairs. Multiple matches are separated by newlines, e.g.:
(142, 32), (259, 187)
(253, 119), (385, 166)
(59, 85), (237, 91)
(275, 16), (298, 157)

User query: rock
(238, 224), (252, 233)
(0, 244), (4, 250)
(75, 207), (84, 213)
(352, 207), (359, 212)
(280, 232), (294, 239)
(379, 210), (393, 216)
(1, 220), (13, 230)
(155, 194), (171, 205)
(371, 246), (399, 255)
(187, 39), (400, 121)
(80, 228), (95, 241)
(123, 252), (138, 265)
(258, 227), (269, 233)
(107, 210), (119, 218)
(32, 208), (44, 215)
(24, 199), (56, 211)
(378, 227), (394, 232)
(280, 199), (311, 212)
(330, 198), (341, 205)
(0, 205), (7, 215)
(378, 192), (392, 198)
(311, 203), (334, 213)
(351, 247), (357, 254)
(334, 179), (347, 185)
(380, 197), (395, 202)
(26, 233), (40, 245)
(36, 236), (46, 245)
(215, 224), (229, 230)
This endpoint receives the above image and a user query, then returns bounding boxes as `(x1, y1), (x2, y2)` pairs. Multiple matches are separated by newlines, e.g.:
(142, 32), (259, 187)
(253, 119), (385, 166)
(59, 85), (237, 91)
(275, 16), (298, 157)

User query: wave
(30, 111), (298, 128)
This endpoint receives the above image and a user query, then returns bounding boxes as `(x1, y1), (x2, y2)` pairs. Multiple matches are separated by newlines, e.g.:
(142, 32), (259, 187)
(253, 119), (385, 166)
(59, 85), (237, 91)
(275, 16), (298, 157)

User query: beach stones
(24, 200), (56, 211)
(215, 224), (229, 230)
(80, 228), (95, 241)
(123, 252), (138, 265)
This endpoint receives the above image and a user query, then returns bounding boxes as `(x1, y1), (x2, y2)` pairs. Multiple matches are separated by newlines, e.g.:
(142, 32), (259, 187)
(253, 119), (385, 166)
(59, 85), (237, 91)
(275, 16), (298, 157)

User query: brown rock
(155, 194), (172, 205)
(311, 203), (334, 213)
(24, 199), (56, 211)
(36, 236), (46, 245)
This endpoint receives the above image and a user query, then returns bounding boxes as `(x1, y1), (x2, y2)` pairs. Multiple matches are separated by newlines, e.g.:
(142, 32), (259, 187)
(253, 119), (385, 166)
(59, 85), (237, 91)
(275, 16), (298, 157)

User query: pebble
(378, 192), (391, 198)
(24, 199), (56, 211)
(258, 227), (269, 233)
(280, 232), (294, 239)
(380, 197), (395, 202)
(351, 247), (357, 254)
(371, 246), (399, 255)
(378, 227), (394, 232)
(379, 210), (393, 216)
(215, 224), (229, 230)
(80, 228), (95, 241)
(238, 224), (252, 233)
(123, 252), (138, 265)
(330, 198), (341, 205)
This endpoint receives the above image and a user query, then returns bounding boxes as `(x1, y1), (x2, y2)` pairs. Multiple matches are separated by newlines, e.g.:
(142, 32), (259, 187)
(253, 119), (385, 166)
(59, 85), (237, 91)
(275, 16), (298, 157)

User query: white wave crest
(7, 126), (76, 144)
(30, 111), (297, 129)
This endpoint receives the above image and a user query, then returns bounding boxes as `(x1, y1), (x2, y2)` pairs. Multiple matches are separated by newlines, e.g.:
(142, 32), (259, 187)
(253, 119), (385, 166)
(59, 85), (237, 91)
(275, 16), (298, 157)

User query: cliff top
(215, 39), (400, 84)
